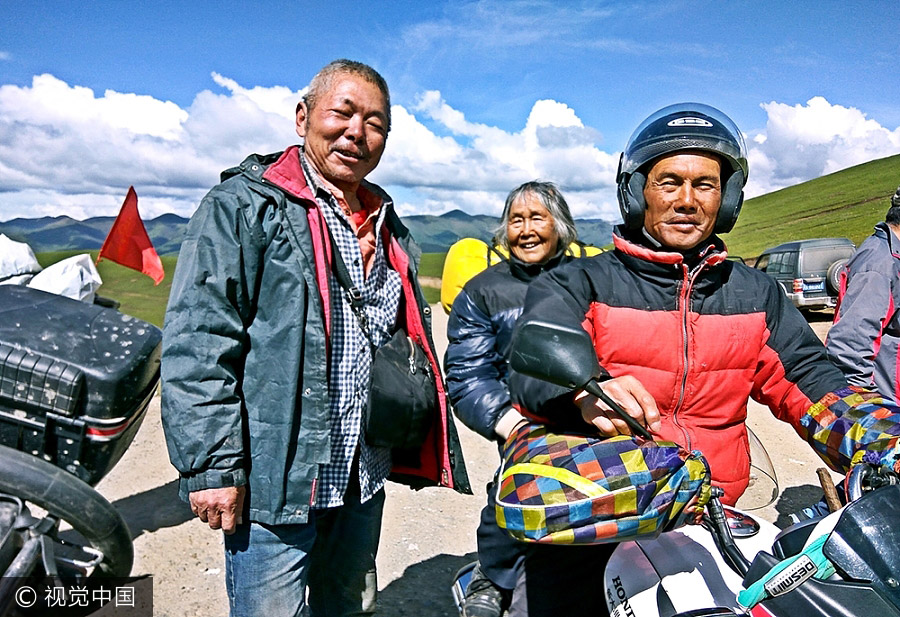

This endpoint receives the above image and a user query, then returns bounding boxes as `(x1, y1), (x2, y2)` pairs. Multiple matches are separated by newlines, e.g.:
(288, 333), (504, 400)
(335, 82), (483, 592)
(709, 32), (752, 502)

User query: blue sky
(1, 1), (898, 222)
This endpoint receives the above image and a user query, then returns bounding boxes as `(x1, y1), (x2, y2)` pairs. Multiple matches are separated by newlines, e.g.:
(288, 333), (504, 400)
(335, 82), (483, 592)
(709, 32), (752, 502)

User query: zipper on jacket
(671, 263), (692, 449)
(671, 255), (717, 450)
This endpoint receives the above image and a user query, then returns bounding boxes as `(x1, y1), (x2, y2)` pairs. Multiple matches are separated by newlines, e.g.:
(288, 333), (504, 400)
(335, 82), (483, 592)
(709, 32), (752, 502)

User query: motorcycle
(452, 319), (900, 617)
(0, 286), (162, 615)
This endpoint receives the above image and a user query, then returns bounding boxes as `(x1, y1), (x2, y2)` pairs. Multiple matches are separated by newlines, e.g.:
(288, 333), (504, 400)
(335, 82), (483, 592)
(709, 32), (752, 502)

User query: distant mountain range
(0, 209), (613, 255)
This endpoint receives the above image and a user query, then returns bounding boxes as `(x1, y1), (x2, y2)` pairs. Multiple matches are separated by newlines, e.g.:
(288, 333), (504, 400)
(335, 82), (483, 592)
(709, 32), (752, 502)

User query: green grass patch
(421, 285), (441, 305)
(36, 250), (174, 328)
(419, 252), (447, 279)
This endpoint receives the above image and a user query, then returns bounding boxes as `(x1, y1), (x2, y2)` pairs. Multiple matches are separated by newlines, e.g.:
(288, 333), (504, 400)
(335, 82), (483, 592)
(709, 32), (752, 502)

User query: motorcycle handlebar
(846, 462), (900, 502)
(582, 379), (653, 440)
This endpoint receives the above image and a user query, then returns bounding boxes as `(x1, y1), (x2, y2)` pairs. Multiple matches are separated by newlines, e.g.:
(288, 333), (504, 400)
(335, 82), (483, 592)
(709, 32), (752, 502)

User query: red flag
(96, 187), (165, 285)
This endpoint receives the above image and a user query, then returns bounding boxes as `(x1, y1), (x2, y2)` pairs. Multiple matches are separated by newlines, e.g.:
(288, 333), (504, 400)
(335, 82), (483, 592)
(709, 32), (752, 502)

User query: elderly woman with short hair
(445, 181), (578, 617)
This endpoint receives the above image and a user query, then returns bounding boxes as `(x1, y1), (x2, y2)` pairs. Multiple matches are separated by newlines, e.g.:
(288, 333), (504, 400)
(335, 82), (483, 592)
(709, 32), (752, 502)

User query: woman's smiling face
(506, 192), (560, 264)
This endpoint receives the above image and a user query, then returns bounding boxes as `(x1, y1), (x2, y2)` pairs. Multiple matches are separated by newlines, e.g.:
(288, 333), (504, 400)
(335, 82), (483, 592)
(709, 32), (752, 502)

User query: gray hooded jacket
(827, 222), (900, 403)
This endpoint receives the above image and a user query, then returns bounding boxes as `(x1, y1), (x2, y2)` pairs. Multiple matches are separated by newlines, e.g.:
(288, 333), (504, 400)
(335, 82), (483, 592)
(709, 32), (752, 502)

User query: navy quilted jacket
(445, 251), (572, 440)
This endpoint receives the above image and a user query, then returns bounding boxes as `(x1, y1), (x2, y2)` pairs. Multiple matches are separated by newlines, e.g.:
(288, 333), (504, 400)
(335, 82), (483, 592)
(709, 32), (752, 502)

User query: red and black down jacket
(510, 228), (847, 503)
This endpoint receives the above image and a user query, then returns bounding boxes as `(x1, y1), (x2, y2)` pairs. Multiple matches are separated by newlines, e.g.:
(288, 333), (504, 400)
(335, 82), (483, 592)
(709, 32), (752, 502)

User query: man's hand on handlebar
(189, 485), (246, 534)
(575, 375), (661, 437)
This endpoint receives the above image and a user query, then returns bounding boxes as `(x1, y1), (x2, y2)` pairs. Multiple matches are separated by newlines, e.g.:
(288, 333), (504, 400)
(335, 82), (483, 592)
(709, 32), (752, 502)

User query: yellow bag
(440, 238), (603, 313)
(440, 238), (506, 313)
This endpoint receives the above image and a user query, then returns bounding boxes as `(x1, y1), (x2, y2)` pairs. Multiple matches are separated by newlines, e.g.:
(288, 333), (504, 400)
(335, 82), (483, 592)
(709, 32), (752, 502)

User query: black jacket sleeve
(508, 260), (601, 429)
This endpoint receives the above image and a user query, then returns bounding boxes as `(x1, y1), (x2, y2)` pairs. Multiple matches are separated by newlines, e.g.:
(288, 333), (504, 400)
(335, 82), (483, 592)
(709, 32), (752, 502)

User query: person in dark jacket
(445, 181), (578, 617)
(506, 103), (900, 617)
(161, 59), (469, 617)
(827, 186), (900, 404)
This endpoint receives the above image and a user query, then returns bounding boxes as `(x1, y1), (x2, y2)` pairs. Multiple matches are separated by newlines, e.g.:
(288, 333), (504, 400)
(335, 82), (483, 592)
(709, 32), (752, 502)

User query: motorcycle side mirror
(509, 320), (602, 390)
(510, 319), (652, 439)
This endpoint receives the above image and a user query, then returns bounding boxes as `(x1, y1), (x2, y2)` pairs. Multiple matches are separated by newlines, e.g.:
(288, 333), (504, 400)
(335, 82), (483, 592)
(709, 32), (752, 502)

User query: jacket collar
(612, 226), (729, 290)
(508, 248), (572, 283)
(613, 225), (728, 271)
(874, 221), (900, 258)
(260, 145), (317, 202)
(257, 145), (391, 214)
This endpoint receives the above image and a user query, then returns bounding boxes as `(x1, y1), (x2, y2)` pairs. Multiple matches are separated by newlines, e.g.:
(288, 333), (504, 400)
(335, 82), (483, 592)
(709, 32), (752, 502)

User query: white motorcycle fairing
(604, 509), (779, 617)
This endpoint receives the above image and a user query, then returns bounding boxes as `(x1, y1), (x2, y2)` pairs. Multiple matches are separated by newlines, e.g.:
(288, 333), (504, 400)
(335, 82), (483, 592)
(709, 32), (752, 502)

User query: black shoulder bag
(325, 225), (436, 449)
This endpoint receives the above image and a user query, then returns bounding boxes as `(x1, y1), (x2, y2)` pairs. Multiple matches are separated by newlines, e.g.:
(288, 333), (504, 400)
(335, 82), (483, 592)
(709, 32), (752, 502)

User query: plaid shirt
(299, 152), (402, 508)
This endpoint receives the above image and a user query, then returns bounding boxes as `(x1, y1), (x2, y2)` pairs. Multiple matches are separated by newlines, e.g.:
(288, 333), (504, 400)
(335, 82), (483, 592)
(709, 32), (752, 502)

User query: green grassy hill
(722, 153), (900, 259)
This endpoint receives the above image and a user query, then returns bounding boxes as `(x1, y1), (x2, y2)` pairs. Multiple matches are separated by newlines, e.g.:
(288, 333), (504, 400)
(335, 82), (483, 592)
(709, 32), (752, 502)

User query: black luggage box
(0, 286), (162, 486)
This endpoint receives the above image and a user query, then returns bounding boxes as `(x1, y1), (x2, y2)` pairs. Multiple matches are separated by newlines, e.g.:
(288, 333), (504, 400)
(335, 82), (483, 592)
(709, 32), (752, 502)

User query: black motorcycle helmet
(616, 103), (749, 234)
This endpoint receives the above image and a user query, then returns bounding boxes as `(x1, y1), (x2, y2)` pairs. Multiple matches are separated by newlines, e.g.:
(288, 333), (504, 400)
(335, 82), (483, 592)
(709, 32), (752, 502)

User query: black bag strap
(487, 243), (508, 264)
(322, 220), (376, 352)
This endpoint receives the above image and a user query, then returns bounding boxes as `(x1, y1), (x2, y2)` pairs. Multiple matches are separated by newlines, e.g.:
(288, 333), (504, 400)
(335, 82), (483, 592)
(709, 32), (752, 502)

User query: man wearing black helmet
(506, 104), (900, 617)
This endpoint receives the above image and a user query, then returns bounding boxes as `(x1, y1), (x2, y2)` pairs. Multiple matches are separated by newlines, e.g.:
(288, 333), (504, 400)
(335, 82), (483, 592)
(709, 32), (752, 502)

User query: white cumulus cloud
(0, 76), (897, 227)
(0, 74), (302, 220)
(745, 97), (900, 197)
(376, 91), (618, 219)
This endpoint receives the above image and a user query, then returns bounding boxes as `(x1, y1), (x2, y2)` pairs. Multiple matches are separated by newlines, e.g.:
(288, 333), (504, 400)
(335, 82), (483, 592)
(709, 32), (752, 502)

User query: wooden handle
(817, 467), (842, 512)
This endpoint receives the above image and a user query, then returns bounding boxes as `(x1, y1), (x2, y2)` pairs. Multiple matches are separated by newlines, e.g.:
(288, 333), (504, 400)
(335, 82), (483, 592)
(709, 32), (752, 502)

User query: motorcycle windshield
(824, 485), (900, 611)
(734, 428), (779, 510)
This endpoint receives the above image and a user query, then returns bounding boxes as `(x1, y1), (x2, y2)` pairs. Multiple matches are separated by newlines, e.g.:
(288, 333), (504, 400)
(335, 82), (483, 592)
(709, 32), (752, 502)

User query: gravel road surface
(94, 307), (839, 616)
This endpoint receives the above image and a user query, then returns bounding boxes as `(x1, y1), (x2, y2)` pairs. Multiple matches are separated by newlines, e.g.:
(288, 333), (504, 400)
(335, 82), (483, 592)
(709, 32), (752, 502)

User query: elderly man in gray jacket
(827, 186), (900, 404)
(161, 59), (469, 617)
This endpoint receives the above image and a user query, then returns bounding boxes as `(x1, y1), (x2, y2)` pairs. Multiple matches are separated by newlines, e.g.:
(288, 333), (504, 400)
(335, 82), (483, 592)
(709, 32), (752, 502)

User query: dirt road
(95, 308), (839, 616)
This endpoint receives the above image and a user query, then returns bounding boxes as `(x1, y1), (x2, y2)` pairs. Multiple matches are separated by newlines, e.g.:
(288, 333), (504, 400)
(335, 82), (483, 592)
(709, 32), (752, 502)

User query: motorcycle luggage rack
(0, 286), (163, 487)
(0, 388), (154, 487)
